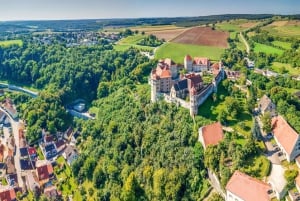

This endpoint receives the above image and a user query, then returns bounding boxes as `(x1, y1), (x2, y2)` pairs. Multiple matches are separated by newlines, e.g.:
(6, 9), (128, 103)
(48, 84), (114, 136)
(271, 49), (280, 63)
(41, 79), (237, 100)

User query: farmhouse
(151, 56), (224, 116)
(226, 170), (272, 201)
(198, 122), (224, 150)
(271, 115), (300, 162)
(258, 95), (276, 116)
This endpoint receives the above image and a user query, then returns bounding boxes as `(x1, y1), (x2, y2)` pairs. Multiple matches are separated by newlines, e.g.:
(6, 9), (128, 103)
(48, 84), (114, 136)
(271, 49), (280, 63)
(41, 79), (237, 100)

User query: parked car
(274, 147), (280, 152)
(278, 152), (283, 156)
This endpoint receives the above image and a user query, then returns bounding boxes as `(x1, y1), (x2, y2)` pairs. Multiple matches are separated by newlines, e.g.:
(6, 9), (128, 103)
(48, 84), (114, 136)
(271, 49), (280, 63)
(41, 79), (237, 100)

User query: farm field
(271, 62), (300, 76)
(271, 40), (291, 49)
(155, 42), (224, 63)
(171, 27), (229, 48)
(0, 39), (23, 47)
(147, 28), (189, 41)
(254, 43), (284, 55)
(262, 20), (300, 38)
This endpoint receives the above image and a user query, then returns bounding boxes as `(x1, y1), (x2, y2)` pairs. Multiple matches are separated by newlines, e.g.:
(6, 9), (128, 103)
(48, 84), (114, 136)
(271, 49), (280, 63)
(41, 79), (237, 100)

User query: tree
(261, 112), (272, 133)
(208, 193), (225, 201)
(251, 118), (262, 140)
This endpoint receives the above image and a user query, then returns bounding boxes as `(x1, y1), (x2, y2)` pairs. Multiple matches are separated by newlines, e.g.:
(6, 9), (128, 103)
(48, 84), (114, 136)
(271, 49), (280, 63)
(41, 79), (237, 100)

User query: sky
(0, 0), (299, 21)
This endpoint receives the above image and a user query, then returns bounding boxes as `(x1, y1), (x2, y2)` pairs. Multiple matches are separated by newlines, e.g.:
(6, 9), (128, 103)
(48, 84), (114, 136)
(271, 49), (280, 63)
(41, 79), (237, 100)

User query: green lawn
(271, 62), (300, 76)
(198, 82), (252, 137)
(119, 34), (146, 44)
(155, 42), (224, 63)
(114, 34), (155, 51)
(0, 40), (23, 47)
(114, 43), (154, 51)
(272, 41), (291, 49)
(254, 43), (284, 55)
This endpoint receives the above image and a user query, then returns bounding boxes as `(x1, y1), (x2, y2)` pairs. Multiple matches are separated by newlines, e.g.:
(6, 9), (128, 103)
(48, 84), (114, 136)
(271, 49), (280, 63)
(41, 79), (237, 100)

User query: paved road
(239, 32), (250, 54)
(255, 116), (281, 164)
(0, 83), (38, 98)
(0, 107), (23, 188)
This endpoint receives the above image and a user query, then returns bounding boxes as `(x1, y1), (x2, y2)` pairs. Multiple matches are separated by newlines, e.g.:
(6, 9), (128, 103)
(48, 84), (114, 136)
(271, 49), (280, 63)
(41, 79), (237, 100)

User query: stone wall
(163, 94), (190, 109)
(194, 84), (214, 106)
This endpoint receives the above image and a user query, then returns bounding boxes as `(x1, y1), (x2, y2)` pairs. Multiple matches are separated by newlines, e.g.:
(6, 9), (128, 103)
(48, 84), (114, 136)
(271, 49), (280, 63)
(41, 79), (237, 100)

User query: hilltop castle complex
(150, 55), (224, 116)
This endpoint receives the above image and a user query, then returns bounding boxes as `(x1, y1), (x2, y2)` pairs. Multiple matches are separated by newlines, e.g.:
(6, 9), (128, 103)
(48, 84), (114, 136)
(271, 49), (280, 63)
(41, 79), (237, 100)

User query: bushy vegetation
(71, 85), (211, 200)
(137, 34), (164, 47)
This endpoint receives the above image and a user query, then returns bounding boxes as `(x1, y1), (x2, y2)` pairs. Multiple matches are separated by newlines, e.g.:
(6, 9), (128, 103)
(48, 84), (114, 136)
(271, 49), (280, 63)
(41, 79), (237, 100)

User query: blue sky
(0, 0), (299, 21)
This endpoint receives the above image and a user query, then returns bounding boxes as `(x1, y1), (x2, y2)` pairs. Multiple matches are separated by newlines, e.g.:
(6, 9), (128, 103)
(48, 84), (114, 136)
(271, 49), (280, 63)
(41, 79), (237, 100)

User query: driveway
(268, 164), (287, 199)
(255, 116), (281, 164)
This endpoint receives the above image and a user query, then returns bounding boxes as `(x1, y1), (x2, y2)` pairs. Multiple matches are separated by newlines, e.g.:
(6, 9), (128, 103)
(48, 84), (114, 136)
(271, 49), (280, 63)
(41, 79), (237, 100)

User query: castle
(150, 55), (224, 116)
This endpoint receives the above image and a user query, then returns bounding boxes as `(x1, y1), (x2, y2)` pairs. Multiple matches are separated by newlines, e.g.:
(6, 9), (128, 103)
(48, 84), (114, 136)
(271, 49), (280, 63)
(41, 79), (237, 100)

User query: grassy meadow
(155, 42), (224, 63)
(262, 20), (300, 39)
(254, 43), (284, 55)
(113, 34), (155, 51)
(271, 62), (300, 76)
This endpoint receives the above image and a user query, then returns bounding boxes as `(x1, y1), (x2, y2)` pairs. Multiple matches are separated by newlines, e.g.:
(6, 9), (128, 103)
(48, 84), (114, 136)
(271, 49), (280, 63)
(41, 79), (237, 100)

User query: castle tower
(151, 76), (158, 102)
(213, 80), (217, 93)
(219, 60), (225, 79)
(189, 87), (198, 116)
(184, 55), (193, 72)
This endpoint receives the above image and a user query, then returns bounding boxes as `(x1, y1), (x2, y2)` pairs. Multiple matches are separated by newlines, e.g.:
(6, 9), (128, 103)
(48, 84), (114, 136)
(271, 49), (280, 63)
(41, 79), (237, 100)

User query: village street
(0, 107), (24, 188)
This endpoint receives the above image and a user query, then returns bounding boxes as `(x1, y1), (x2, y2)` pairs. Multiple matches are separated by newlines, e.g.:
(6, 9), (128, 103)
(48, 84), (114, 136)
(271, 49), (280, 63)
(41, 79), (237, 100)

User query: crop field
(254, 43), (284, 55)
(147, 28), (189, 41)
(155, 42), (224, 63)
(171, 27), (229, 48)
(262, 20), (300, 38)
(0, 40), (23, 47)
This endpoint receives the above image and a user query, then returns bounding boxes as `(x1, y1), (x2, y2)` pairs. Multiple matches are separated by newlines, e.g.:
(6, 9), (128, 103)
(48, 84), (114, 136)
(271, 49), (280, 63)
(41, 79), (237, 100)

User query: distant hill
(1, 14), (299, 34)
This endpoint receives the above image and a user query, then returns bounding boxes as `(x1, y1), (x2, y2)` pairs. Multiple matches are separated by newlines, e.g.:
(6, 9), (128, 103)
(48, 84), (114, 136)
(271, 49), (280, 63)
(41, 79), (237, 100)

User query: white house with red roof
(226, 171), (273, 201)
(272, 115), (300, 162)
(198, 122), (224, 149)
(184, 55), (210, 72)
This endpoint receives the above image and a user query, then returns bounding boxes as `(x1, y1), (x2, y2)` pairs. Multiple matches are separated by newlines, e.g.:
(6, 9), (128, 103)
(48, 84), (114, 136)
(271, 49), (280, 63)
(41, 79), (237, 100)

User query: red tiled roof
(160, 70), (171, 78)
(28, 147), (37, 155)
(226, 171), (271, 201)
(201, 122), (224, 148)
(272, 115), (299, 155)
(193, 57), (209, 65)
(37, 163), (53, 181)
(185, 55), (193, 61)
(0, 187), (16, 201)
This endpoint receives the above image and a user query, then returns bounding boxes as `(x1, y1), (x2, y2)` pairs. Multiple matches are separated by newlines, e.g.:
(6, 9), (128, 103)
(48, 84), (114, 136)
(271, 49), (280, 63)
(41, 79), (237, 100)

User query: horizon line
(1, 13), (299, 23)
